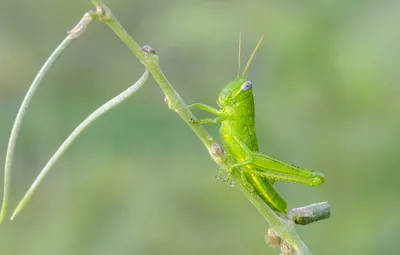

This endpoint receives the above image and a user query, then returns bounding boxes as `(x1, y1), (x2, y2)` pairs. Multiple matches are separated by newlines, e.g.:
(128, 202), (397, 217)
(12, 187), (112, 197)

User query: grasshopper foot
(214, 168), (223, 180)
(221, 172), (232, 183)
(215, 169), (235, 187)
(189, 117), (198, 124)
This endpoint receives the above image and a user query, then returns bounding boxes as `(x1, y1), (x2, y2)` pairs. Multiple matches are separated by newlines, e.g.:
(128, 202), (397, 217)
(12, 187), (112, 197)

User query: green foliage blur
(1, 1), (399, 254)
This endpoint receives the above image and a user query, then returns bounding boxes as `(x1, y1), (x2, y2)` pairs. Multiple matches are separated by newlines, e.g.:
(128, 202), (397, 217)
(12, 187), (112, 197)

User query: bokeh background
(1, 0), (399, 254)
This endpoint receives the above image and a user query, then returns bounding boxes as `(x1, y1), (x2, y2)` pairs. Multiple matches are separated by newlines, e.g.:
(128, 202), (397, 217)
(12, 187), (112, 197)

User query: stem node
(210, 143), (225, 164)
(142, 45), (157, 55)
(95, 4), (109, 22)
(266, 228), (282, 248)
(68, 11), (96, 39)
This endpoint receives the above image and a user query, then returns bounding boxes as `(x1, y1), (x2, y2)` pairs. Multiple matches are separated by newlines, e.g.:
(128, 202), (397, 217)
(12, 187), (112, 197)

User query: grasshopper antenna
(242, 33), (266, 78)
(237, 32), (242, 78)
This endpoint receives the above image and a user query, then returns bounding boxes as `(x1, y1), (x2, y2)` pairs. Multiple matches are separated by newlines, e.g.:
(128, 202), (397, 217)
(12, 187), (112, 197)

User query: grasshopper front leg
(232, 137), (325, 186)
(189, 103), (224, 125)
(188, 103), (222, 116)
(189, 117), (222, 125)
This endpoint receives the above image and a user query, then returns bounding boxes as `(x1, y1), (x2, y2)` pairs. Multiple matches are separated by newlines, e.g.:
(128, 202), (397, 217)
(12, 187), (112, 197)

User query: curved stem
(10, 69), (149, 220)
(0, 11), (96, 223)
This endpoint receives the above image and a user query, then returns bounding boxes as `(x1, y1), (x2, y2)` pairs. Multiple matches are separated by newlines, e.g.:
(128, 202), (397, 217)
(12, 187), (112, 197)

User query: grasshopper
(189, 34), (325, 213)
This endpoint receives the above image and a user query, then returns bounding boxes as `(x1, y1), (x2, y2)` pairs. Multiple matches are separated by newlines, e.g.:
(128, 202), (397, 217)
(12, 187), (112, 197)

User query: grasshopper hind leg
(227, 157), (288, 212)
(244, 172), (288, 213)
(240, 171), (255, 194)
(232, 136), (325, 187)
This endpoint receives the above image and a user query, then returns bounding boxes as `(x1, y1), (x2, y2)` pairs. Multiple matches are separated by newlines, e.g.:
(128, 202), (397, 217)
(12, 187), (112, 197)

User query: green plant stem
(233, 171), (310, 254)
(91, 1), (214, 151)
(10, 69), (149, 220)
(0, 11), (96, 223)
(91, 1), (311, 254)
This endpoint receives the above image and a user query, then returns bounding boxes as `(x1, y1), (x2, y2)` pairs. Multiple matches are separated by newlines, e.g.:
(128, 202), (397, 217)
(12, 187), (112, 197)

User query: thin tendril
(10, 69), (149, 220)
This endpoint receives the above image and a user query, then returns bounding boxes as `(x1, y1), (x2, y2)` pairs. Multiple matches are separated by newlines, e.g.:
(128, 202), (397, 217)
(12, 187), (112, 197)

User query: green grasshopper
(189, 34), (325, 213)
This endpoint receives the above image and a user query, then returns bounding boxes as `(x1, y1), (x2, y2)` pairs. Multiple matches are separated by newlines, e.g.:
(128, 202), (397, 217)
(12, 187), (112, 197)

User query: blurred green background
(1, 0), (399, 254)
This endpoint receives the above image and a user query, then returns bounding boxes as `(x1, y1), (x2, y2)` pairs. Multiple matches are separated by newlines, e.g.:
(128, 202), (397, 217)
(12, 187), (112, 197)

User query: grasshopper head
(217, 33), (265, 108)
(217, 77), (253, 107)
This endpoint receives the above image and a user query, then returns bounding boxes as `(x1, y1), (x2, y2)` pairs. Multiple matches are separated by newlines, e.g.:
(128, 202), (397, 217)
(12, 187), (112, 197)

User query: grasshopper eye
(241, 81), (252, 91)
